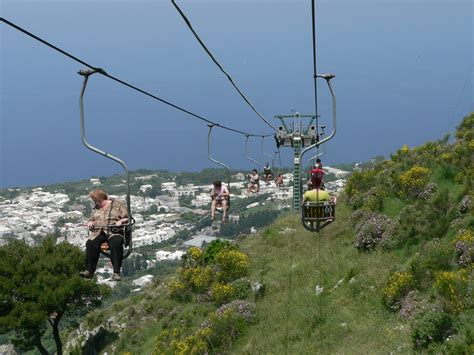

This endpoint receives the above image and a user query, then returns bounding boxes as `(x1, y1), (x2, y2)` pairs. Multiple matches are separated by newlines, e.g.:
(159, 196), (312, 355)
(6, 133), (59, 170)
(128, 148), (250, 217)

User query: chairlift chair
(78, 68), (135, 258)
(207, 125), (231, 214)
(300, 73), (337, 233)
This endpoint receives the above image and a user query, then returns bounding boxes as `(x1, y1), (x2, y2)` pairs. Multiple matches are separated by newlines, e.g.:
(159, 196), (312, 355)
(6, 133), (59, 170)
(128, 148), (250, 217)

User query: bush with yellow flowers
(215, 249), (250, 282)
(434, 269), (472, 313)
(399, 166), (431, 198)
(383, 271), (415, 311)
(210, 282), (236, 305)
(182, 246), (204, 268)
(154, 301), (256, 354)
(181, 265), (213, 292)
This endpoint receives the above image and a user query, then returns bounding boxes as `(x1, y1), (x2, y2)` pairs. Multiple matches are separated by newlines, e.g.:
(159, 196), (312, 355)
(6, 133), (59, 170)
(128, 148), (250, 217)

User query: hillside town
(0, 168), (349, 287)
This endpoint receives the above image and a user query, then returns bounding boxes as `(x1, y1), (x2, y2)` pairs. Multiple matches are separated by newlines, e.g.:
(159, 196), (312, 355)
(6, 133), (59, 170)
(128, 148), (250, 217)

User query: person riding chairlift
(302, 169), (336, 221)
(308, 158), (325, 190)
(302, 175), (329, 204)
(247, 169), (260, 193)
(263, 162), (273, 185)
(210, 180), (230, 222)
(275, 173), (284, 189)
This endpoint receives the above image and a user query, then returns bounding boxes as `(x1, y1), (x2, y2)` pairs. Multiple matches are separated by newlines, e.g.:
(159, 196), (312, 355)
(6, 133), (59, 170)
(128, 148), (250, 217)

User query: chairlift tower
(274, 112), (319, 212)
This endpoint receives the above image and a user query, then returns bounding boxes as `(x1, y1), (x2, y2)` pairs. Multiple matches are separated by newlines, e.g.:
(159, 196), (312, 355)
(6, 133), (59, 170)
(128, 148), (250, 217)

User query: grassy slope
(72, 114), (473, 354)
(234, 207), (411, 354)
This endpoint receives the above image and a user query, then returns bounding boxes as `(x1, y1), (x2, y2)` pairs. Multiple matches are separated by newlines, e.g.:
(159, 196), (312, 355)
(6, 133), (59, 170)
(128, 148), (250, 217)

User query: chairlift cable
(0, 17), (271, 139)
(171, 1), (279, 132)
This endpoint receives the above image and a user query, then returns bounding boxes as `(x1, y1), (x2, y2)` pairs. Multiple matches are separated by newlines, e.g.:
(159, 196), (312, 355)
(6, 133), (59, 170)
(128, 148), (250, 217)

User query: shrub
(354, 214), (395, 252)
(168, 280), (191, 301)
(180, 246), (205, 271)
(434, 269), (472, 313)
(453, 229), (474, 268)
(399, 291), (425, 320)
(399, 166), (431, 198)
(350, 209), (375, 228)
(215, 249), (250, 282)
(195, 301), (257, 351)
(181, 265), (213, 292)
(231, 277), (252, 299)
(408, 238), (453, 287)
(383, 271), (415, 311)
(362, 187), (385, 211)
(210, 282), (236, 304)
(417, 182), (437, 201)
(411, 310), (453, 349)
(345, 169), (379, 208)
(203, 239), (237, 264)
(457, 195), (472, 216)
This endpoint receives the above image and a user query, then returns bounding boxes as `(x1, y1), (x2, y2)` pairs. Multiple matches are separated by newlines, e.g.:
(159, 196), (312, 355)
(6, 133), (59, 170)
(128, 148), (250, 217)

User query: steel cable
(0, 17), (272, 138)
(171, 1), (279, 132)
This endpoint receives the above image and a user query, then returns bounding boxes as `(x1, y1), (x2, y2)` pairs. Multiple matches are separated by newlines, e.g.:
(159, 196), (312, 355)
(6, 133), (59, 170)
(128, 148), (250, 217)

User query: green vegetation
(220, 209), (281, 237)
(0, 238), (109, 354)
(3, 114), (472, 353)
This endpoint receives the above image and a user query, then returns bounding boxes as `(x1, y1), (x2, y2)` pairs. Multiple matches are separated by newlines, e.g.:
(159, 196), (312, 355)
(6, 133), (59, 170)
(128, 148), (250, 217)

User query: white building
(232, 173), (246, 181)
(156, 250), (184, 261)
(132, 274), (154, 288)
(176, 188), (196, 197)
(161, 182), (177, 189)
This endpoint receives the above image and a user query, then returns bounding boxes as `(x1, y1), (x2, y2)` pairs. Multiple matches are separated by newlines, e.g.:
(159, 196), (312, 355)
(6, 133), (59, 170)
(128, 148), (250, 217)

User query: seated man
(247, 169), (260, 193)
(210, 180), (230, 222)
(80, 189), (128, 281)
(263, 163), (273, 184)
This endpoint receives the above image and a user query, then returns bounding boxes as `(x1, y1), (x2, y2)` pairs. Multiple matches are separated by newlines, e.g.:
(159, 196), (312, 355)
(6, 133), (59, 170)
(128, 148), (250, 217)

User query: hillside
(52, 113), (473, 354)
(1, 114), (472, 354)
(237, 114), (473, 353)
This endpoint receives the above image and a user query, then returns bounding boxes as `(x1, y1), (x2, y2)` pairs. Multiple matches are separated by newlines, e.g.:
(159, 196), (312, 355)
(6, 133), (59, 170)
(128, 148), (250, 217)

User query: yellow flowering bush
(154, 301), (256, 354)
(383, 271), (415, 310)
(401, 144), (410, 154)
(399, 166), (431, 197)
(440, 153), (451, 162)
(453, 229), (474, 245)
(188, 247), (203, 261)
(181, 246), (204, 269)
(215, 249), (250, 282)
(181, 265), (213, 292)
(435, 269), (472, 313)
(210, 282), (236, 304)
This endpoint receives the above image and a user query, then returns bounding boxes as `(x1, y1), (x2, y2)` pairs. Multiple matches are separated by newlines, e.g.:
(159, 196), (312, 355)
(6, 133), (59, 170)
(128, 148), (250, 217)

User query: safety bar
(207, 125), (231, 191)
(300, 73), (336, 164)
(261, 137), (274, 169)
(245, 135), (260, 168)
(78, 68), (133, 258)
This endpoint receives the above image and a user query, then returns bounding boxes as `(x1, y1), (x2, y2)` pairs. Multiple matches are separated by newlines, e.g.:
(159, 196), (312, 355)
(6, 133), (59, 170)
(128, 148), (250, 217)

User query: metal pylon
(293, 137), (302, 212)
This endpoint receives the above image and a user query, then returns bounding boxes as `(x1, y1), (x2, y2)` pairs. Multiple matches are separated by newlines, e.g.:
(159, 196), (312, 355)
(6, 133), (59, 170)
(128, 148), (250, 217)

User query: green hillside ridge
(1, 114), (472, 354)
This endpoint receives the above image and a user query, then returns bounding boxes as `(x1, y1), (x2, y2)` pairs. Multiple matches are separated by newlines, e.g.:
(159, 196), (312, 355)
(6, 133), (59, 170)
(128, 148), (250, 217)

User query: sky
(1, 0), (472, 188)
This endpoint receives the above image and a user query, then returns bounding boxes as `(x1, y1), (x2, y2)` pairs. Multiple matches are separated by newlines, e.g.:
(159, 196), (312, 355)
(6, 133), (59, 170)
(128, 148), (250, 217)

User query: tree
(0, 238), (109, 354)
